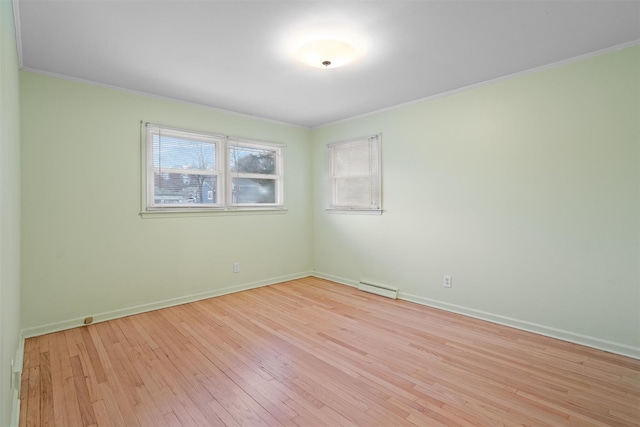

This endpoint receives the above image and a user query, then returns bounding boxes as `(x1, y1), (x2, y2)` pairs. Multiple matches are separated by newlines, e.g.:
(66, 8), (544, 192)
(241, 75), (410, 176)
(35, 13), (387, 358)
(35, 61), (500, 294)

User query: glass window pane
(229, 146), (276, 174)
(232, 178), (276, 204)
(154, 173), (217, 205)
(147, 127), (285, 210)
(154, 135), (215, 171)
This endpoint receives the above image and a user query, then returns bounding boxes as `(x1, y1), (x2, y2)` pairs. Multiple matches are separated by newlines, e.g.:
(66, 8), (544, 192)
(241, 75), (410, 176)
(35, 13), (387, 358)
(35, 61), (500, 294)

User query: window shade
(328, 135), (381, 211)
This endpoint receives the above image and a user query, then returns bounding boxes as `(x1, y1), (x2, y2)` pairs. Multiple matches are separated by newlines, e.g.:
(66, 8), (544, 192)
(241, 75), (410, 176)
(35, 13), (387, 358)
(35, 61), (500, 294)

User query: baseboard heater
(357, 281), (399, 299)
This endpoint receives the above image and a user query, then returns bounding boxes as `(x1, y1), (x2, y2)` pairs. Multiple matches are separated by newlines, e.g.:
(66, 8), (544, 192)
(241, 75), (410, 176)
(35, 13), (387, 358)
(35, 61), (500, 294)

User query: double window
(144, 124), (284, 212)
(327, 134), (382, 213)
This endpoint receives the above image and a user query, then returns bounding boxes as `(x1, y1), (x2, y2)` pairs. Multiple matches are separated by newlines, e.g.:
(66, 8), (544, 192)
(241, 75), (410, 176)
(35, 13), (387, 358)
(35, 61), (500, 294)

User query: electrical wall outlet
(233, 262), (240, 273)
(443, 275), (452, 288)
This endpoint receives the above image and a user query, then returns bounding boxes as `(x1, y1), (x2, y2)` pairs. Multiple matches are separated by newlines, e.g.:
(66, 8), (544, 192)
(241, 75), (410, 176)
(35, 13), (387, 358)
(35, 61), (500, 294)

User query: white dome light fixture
(296, 39), (358, 69)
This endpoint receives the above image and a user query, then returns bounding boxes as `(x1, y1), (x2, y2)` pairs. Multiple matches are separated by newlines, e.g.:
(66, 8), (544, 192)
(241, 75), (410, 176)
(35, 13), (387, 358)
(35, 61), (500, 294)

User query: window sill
(141, 207), (288, 219)
(326, 208), (383, 216)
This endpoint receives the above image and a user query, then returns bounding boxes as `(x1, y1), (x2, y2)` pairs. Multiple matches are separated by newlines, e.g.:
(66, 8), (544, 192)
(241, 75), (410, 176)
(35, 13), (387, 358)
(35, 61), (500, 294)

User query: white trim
(140, 207), (288, 219)
(9, 336), (25, 427)
(151, 166), (217, 177)
(325, 133), (381, 148)
(313, 39), (640, 129)
(399, 292), (640, 360)
(143, 124), (285, 212)
(10, 394), (20, 427)
(312, 272), (359, 288)
(228, 136), (286, 149)
(18, 40), (638, 130)
(311, 272), (640, 360)
(18, 67), (308, 129)
(326, 208), (382, 215)
(22, 271), (314, 338)
(145, 125), (224, 209)
(227, 139), (284, 208)
(145, 122), (227, 141)
(140, 120), (146, 215)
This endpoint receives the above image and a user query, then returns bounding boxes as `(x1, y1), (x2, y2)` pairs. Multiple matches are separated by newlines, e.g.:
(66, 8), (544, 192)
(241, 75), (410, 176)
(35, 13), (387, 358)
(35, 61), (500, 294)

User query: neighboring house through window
(144, 124), (284, 213)
(228, 138), (283, 207)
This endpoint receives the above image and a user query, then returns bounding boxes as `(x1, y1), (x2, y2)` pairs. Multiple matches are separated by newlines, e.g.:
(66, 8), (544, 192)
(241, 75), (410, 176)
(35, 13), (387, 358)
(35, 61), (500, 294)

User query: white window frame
(227, 137), (284, 208)
(327, 134), (382, 214)
(145, 125), (224, 209)
(142, 123), (285, 215)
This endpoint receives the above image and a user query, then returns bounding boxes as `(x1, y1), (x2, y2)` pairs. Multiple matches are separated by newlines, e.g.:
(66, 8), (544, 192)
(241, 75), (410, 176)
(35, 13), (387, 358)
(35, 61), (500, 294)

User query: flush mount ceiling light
(296, 39), (358, 69)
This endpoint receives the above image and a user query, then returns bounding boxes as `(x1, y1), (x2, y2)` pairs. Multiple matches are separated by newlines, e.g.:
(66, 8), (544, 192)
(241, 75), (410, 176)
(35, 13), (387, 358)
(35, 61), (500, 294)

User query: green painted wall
(19, 44), (639, 358)
(0, 0), (22, 424)
(20, 72), (312, 331)
(311, 46), (640, 356)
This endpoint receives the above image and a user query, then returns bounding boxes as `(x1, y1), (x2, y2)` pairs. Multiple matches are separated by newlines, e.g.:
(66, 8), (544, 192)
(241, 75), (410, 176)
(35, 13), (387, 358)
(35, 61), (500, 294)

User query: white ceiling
(14, 1), (640, 128)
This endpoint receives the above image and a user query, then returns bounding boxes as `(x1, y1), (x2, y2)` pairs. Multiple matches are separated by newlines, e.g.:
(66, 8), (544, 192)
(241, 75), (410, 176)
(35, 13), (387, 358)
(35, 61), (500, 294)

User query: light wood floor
(20, 277), (640, 426)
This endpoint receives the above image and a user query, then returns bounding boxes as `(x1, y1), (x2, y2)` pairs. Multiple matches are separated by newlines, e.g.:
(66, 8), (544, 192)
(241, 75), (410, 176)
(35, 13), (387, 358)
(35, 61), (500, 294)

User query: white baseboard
(21, 269), (640, 360)
(312, 272), (640, 360)
(313, 272), (360, 288)
(10, 336), (25, 427)
(399, 292), (640, 360)
(22, 271), (313, 338)
(10, 389), (20, 427)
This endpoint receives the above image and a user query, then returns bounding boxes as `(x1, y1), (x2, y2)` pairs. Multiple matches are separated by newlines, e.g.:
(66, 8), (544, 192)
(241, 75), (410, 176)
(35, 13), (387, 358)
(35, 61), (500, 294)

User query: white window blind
(327, 134), (381, 213)
(143, 123), (285, 213)
(147, 125), (223, 208)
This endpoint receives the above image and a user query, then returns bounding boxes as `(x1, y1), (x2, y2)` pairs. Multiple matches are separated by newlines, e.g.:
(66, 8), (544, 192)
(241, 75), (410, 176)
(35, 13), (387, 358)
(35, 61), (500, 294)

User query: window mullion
(144, 125), (283, 212)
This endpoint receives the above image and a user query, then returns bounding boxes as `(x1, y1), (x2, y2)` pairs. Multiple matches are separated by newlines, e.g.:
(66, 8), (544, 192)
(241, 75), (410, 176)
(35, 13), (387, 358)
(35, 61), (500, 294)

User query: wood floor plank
(70, 355), (97, 426)
(39, 351), (55, 427)
(26, 366), (39, 426)
(20, 277), (640, 426)
(95, 383), (128, 427)
(56, 332), (83, 427)
(48, 331), (70, 427)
